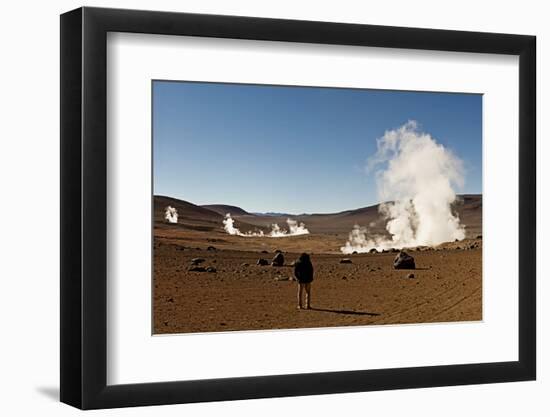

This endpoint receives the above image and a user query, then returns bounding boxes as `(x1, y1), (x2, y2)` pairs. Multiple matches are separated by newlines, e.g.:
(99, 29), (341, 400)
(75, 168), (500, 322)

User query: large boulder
(393, 251), (415, 269)
(271, 252), (285, 266)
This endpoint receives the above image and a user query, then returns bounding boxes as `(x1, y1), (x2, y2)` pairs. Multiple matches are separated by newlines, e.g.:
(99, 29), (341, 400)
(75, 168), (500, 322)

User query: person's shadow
(309, 307), (380, 316)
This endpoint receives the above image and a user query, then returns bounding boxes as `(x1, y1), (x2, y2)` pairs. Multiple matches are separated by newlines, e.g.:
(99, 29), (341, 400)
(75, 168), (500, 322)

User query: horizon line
(154, 193), (482, 217)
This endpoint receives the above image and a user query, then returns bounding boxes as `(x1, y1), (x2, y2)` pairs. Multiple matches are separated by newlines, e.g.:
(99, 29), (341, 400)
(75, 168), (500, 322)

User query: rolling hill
(200, 204), (250, 216)
(154, 194), (482, 238)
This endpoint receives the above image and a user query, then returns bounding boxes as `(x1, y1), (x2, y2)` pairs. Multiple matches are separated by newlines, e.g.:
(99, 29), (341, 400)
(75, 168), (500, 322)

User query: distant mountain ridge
(154, 194), (482, 237)
(252, 212), (294, 217)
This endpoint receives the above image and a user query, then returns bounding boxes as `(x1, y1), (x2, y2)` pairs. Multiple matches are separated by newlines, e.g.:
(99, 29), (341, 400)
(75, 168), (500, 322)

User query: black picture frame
(60, 6), (536, 410)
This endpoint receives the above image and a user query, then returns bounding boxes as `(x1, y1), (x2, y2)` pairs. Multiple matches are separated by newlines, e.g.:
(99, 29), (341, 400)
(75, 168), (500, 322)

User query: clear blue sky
(153, 81), (482, 214)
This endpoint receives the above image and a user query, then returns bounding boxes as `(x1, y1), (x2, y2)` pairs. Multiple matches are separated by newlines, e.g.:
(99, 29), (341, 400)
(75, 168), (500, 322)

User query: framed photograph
(60, 7), (536, 409)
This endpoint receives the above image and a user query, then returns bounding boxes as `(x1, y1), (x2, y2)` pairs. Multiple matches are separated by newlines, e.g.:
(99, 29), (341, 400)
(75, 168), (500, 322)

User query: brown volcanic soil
(153, 231), (482, 334)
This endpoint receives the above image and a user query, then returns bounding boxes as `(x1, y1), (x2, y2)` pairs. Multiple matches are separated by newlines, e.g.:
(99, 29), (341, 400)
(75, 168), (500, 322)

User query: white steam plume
(164, 206), (178, 224)
(223, 214), (310, 238)
(269, 219), (310, 237)
(223, 213), (265, 237)
(287, 219), (310, 236)
(341, 120), (465, 254)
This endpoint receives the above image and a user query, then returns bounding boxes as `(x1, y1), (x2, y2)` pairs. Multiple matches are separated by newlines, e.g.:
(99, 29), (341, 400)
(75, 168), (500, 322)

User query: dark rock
(393, 251), (415, 269)
(340, 258), (352, 264)
(257, 258), (269, 266)
(206, 266), (217, 273)
(274, 249), (283, 253)
(188, 266), (207, 272)
(241, 263), (250, 267)
(207, 246), (217, 251)
(477, 235), (483, 239)
(352, 251), (358, 255)
(407, 273), (415, 279)
(369, 248), (378, 254)
(167, 297), (174, 303)
(271, 252), (285, 266)
(191, 258), (205, 265)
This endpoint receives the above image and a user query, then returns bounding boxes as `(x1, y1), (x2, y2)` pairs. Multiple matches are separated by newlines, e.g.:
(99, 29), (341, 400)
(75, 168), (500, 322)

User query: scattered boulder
(271, 252), (285, 266)
(241, 263), (250, 267)
(188, 266), (207, 272)
(191, 258), (205, 265)
(477, 235), (483, 239)
(207, 246), (217, 251)
(406, 273), (415, 279)
(340, 258), (353, 264)
(274, 249), (283, 254)
(206, 266), (217, 273)
(261, 250), (269, 254)
(352, 251), (358, 255)
(393, 251), (415, 269)
(369, 248), (378, 254)
(257, 258), (269, 266)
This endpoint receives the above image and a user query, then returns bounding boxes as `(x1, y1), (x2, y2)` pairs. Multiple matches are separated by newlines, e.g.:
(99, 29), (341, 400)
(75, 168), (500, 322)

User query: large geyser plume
(341, 120), (465, 254)
(164, 206), (178, 224)
(223, 214), (310, 238)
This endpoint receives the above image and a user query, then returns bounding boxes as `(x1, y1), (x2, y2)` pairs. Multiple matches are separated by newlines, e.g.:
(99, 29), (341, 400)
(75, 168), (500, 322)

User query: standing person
(294, 253), (314, 310)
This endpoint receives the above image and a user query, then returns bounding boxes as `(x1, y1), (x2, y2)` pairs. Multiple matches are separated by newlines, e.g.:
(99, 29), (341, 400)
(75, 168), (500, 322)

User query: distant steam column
(164, 206), (178, 224)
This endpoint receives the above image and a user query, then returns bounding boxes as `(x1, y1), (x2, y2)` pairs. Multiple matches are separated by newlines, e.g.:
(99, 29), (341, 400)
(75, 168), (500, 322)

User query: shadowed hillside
(201, 204), (250, 216)
(154, 194), (482, 238)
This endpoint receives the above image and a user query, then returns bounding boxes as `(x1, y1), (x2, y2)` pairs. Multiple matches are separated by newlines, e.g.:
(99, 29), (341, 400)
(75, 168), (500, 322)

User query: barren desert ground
(153, 195), (482, 334)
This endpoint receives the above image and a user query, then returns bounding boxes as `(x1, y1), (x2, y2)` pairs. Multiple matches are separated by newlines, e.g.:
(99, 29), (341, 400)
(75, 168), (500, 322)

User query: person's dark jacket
(294, 253), (314, 283)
